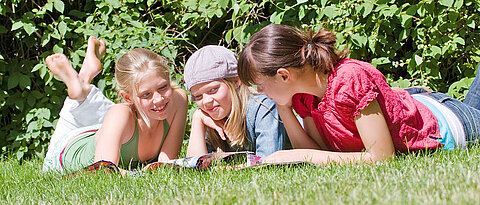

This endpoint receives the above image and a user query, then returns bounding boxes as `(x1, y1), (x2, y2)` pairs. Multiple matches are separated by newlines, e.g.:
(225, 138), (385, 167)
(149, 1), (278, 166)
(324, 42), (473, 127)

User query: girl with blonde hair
(43, 37), (187, 172)
(184, 45), (290, 158)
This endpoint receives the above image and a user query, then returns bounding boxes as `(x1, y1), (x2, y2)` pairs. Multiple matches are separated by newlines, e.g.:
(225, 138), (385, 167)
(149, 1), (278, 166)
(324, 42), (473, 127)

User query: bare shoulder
(172, 88), (188, 110)
(106, 103), (136, 122)
(109, 103), (134, 113)
(166, 88), (188, 124)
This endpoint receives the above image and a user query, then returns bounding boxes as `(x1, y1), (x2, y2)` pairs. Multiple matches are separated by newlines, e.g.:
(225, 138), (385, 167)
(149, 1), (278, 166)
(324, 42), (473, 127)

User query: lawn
(2, 147), (480, 204)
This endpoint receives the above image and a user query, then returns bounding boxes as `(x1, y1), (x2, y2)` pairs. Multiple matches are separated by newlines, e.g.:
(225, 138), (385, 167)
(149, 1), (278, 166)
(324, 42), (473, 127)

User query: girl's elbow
(369, 150), (395, 163)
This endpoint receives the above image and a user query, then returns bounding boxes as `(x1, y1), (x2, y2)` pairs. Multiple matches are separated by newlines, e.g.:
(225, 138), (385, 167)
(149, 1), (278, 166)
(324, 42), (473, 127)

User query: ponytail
(238, 24), (347, 85)
(302, 29), (347, 74)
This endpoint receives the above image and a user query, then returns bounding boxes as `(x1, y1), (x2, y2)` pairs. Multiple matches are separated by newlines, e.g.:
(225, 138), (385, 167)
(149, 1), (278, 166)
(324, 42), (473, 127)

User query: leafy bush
(1, 0), (479, 160)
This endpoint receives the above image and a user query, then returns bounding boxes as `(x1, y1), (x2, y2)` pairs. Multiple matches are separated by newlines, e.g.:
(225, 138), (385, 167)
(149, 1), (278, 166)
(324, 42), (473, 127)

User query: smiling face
(190, 80), (233, 121)
(133, 69), (173, 121)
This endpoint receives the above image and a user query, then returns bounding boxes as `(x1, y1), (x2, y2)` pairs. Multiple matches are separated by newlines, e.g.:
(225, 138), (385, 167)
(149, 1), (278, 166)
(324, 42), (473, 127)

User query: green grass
(2, 147), (480, 204)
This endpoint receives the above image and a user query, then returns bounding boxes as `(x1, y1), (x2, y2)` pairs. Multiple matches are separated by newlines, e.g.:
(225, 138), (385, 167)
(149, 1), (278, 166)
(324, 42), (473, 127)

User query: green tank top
(61, 120), (170, 172)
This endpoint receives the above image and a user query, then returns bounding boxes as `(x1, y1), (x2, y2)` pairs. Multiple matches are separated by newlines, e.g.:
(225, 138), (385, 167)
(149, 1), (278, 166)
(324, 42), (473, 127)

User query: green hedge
(1, 0), (479, 160)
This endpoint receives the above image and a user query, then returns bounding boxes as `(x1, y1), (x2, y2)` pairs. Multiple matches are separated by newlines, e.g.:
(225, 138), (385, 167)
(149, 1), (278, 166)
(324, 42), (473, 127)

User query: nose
(153, 92), (164, 104)
(200, 94), (214, 107)
(203, 94), (214, 103)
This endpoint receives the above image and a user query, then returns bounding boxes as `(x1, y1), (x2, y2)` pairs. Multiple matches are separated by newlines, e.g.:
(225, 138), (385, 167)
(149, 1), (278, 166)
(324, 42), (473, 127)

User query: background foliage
(0, 0), (479, 160)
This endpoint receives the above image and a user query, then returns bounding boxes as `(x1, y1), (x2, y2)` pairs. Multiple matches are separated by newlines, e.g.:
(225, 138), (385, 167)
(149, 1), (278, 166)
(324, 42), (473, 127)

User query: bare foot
(46, 53), (91, 101)
(78, 36), (106, 85)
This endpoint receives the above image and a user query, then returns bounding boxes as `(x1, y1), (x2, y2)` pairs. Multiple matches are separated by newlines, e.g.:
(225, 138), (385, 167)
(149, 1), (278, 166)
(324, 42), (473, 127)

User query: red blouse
(292, 59), (441, 152)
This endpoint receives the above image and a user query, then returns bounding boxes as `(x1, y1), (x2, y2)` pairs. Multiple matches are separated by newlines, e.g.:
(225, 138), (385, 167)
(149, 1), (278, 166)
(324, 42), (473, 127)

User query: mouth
(207, 105), (219, 112)
(152, 102), (168, 112)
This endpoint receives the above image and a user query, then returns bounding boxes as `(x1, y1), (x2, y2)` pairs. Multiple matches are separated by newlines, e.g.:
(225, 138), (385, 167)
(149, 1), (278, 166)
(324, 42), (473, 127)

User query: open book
(144, 151), (263, 171)
(69, 151), (263, 177)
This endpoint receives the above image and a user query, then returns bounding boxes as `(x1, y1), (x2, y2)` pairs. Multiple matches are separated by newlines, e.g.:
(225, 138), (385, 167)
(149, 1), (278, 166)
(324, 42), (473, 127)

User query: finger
(216, 128), (226, 140)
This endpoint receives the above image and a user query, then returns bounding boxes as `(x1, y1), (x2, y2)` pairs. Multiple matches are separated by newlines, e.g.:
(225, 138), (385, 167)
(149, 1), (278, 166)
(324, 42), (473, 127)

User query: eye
(193, 94), (202, 101)
(139, 92), (151, 99)
(158, 84), (168, 91)
(208, 87), (219, 94)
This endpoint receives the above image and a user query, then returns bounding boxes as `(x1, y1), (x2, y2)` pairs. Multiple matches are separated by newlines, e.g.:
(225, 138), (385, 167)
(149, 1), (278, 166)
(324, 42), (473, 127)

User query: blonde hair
(206, 78), (254, 151)
(115, 48), (174, 127)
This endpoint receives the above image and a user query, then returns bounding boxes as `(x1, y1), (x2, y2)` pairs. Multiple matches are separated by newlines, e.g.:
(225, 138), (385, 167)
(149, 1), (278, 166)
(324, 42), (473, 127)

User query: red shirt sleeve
(292, 93), (316, 118)
(330, 61), (380, 119)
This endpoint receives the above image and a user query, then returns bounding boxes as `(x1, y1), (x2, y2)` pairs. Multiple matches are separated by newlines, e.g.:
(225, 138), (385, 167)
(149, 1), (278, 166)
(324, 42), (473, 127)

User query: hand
(262, 150), (303, 164)
(193, 109), (228, 140)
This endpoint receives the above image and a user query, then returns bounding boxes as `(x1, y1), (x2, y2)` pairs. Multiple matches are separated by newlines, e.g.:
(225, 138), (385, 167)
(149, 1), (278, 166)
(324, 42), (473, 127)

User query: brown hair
(238, 24), (347, 86)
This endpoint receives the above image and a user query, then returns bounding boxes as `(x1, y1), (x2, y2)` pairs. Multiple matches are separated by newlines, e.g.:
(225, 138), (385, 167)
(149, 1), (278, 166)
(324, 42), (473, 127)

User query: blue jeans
(406, 64), (480, 144)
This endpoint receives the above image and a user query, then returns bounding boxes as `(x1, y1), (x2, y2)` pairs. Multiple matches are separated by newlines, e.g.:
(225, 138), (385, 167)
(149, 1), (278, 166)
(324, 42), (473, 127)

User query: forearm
(263, 149), (393, 165)
(186, 115), (208, 157)
(277, 105), (321, 149)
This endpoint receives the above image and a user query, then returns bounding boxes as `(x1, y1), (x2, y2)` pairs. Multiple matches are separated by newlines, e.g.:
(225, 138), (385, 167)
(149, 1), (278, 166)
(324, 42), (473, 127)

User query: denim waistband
(423, 92), (480, 144)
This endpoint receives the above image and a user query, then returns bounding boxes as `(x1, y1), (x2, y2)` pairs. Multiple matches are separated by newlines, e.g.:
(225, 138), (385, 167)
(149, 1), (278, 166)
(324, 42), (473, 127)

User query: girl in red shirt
(237, 24), (480, 165)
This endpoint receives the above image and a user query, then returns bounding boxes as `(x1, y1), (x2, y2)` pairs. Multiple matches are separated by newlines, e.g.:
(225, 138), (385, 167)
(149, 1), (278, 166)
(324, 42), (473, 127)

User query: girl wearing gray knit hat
(184, 45), (291, 158)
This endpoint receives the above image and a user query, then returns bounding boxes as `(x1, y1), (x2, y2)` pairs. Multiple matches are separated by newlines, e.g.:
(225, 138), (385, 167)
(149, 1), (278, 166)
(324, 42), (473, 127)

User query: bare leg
(78, 36), (106, 85)
(46, 54), (91, 101)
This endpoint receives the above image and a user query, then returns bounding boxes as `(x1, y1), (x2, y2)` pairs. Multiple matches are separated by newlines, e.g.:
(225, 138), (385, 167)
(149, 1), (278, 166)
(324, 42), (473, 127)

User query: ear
(276, 68), (291, 82)
(119, 90), (133, 104)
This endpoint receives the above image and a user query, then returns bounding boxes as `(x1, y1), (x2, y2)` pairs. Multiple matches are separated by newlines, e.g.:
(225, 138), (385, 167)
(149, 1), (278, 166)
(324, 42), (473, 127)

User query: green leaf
(217, 0), (228, 9)
(19, 74), (31, 89)
(453, 37), (465, 45)
(362, 2), (374, 18)
(215, 8), (223, 18)
(41, 33), (50, 47)
(371, 57), (391, 66)
(320, 0), (327, 7)
(69, 10), (86, 18)
(16, 151), (24, 161)
(439, 0), (453, 7)
(323, 6), (339, 18)
(86, 16), (94, 24)
(390, 78), (411, 88)
(399, 29), (408, 41)
(225, 29), (233, 43)
(53, 44), (63, 53)
(380, 5), (398, 17)
(414, 55), (423, 66)
(58, 21), (67, 36)
(405, 5), (417, 15)
(54, 0), (65, 13)
(11, 21), (23, 31)
(23, 22), (36, 35)
(8, 72), (19, 89)
(147, 0), (155, 7)
(430, 46), (442, 57)
(37, 108), (51, 120)
(45, 1), (53, 12)
(400, 14), (412, 27)
(299, 6), (305, 20)
(26, 113), (34, 124)
(270, 12), (284, 24)
(351, 33), (367, 47)
(454, 0), (463, 9)
(32, 64), (44, 72)
(130, 21), (143, 28)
